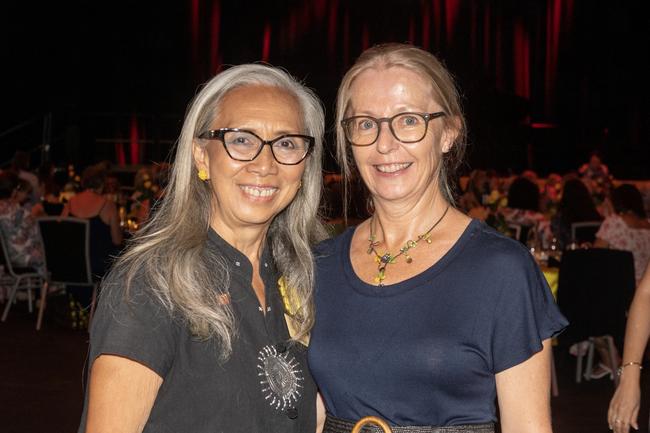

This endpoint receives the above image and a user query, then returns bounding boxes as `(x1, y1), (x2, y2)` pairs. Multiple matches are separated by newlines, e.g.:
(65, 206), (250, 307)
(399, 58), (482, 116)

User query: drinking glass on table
(527, 228), (548, 266)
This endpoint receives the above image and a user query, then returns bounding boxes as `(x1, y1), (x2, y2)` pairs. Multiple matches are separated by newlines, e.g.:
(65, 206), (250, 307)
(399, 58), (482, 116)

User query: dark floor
(1, 301), (649, 433)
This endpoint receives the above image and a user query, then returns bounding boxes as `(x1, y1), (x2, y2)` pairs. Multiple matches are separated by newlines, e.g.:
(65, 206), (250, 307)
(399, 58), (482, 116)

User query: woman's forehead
(209, 85), (304, 134)
(347, 67), (440, 115)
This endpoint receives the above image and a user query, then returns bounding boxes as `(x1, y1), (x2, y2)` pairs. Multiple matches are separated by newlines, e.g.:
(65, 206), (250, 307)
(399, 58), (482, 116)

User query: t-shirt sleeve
(490, 252), (568, 373)
(88, 273), (177, 378)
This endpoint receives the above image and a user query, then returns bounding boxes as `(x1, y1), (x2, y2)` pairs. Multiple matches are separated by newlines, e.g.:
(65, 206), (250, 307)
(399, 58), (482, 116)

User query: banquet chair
(506, 224), (521, 241)
(0, 233), (43, 322)
(36, 217), (97, 331)
(557, 248), (635, 386)
(506, 223), (534, 246)
(570, 221), (602, 245)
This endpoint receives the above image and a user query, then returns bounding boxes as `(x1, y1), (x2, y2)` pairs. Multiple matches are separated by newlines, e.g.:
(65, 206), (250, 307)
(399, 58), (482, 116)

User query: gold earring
(198, 169), (208, 181)
(298, 181), (303, 189)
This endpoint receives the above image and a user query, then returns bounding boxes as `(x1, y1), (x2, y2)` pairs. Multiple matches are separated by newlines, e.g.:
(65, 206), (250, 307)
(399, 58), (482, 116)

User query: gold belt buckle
(352, 416), (393, 433)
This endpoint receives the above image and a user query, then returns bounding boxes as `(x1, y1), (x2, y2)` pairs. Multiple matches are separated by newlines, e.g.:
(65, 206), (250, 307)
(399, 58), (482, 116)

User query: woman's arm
(85, 355), (163, 433)
(608, 262), (650, 433)
(593, 237), (609, 248)
(496, 339), (553, 433)
(315, 392), (326, 433)
(31, 202), (44, 218)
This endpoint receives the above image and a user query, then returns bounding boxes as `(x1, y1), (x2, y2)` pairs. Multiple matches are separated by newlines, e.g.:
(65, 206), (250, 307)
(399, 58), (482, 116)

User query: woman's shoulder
(599, 214), (626, 232)
(465, 222), (554, 311)
(619, 214), (650, 231)
(99, 265), (164, 311)
(467, 220), (536, 269)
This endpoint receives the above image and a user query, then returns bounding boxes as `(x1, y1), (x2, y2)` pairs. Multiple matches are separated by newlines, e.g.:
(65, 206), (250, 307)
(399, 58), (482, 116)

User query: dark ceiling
(1, 0), (648, 177)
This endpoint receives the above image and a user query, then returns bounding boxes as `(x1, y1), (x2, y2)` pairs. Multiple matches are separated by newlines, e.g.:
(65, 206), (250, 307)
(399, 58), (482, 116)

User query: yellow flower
(486, 189), (501, 205)
(278, 276), (298, 316)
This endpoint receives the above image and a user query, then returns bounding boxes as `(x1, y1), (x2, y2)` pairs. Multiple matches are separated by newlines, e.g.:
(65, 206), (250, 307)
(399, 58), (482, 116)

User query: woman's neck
(211, 221), (268, 264)
(371, 188), (450, 248)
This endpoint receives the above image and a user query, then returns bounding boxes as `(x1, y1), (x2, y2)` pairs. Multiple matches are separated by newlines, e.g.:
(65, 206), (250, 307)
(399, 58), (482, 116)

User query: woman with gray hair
(308, 43), (567, 433)
(79, 64), (327, 433)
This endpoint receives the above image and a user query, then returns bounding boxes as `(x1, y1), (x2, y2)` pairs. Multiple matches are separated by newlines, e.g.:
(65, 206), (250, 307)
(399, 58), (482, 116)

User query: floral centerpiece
(483, 189), (512, 236)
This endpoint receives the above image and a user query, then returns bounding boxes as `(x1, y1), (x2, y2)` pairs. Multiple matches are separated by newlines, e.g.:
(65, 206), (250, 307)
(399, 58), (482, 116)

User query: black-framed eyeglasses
(340, 111), (446, 146)
(197, 128), (314, 165)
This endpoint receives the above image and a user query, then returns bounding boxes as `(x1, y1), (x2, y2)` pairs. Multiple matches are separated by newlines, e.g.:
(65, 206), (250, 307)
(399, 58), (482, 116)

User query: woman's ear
(441, 116), (461, 154)
(192, 141), (209, 173)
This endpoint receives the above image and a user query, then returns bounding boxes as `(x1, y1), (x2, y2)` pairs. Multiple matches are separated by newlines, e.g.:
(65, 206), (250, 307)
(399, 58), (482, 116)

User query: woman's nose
(247, 144), (278, 175)
(375, 124), (400, 154)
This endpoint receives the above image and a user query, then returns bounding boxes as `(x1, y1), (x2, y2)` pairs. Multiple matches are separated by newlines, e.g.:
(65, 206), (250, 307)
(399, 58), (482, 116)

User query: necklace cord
(368, 205), (450, 285)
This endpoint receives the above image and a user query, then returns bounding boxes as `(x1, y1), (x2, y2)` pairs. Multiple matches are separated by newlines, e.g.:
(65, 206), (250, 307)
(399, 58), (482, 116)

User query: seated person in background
(580, 151), (614, 216)
(521, 169), (539, 185)
(551, 178), (602, 249)
(0, 172), (44, 274)
(501, 176), (553, 247)
(12, 178), (34, 209)
(36, 162), (56, 198)
(579, 150), (609, 180)
(31, 178), (64, 218)
(540, 173), (562, 215)
(129, 166), (156, 224)
(595, 184), (650, 285)
(459, 169), (488, 212)
(11, 150), (39, 204)
(101, 172), (124, 205)
(62, 164), (123, 279)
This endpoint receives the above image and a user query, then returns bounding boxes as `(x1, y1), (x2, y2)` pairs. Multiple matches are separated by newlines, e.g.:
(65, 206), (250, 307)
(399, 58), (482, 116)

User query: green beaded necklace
(367, 205), (450, 286)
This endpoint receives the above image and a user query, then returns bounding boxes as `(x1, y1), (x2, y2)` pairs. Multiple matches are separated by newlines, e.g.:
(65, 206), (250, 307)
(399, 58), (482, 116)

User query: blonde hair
(335, 43), (467, 208)
(109, 64), (327, 358)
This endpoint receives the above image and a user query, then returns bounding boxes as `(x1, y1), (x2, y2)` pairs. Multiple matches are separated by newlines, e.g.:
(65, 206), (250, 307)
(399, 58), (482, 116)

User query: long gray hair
(112, 64), (327, 358)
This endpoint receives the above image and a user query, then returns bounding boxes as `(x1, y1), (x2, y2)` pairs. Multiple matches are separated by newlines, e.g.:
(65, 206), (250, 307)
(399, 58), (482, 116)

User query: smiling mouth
(374, 162), (412, 173)
(239, 185), (279, 198)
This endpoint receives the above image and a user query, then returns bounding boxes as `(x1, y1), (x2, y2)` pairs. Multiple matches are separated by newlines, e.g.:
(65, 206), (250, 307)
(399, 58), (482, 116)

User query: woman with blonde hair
(79, 64), (327, 433)
(308, 43), (567, 433)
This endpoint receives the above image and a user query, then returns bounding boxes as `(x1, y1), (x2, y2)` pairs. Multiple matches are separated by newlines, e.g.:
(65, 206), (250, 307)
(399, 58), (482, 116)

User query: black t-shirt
(308, 219), (567, 426)
(78, 229), (316, 433)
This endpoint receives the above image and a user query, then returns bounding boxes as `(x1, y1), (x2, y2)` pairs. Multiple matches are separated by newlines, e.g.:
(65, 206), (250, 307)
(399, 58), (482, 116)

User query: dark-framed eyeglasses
(340, 111), (446, 146)
(197, 128), (314, 165)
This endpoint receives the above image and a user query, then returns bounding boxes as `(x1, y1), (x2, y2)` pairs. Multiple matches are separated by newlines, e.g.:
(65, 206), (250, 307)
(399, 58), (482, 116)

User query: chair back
(557, 248), (635, 349)
(0, 230), (12, 275)
(506, 224), (521, 241)
(37, 217), (92, 285)
(570, 221), (602, 244)
(506, 223), (534, 245)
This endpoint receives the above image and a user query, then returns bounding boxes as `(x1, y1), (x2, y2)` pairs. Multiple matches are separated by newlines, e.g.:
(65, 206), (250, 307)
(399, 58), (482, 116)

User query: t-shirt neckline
(341, 218), (480, 297)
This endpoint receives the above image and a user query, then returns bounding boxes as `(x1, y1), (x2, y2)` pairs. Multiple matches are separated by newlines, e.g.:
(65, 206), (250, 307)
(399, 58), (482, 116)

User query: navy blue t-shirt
(308, 219), (567, 426)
